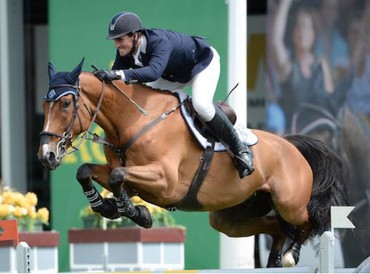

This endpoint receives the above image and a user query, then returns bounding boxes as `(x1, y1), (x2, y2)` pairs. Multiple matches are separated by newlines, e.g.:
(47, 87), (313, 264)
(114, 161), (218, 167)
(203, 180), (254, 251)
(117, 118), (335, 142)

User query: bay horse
(37, 59), (348, 268)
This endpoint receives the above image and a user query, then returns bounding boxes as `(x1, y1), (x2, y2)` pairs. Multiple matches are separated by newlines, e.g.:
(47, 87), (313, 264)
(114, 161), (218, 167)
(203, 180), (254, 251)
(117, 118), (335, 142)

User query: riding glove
(94, 70), (121, 81)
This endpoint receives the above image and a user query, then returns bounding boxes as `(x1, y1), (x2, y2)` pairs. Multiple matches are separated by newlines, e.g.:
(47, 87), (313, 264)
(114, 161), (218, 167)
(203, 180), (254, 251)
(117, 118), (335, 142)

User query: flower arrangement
(80, 189), (176, 229)
(0, 187), (49, 232)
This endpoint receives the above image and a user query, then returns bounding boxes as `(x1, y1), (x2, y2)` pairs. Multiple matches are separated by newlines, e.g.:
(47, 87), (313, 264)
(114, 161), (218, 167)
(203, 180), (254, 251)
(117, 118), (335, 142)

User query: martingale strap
(167, 136), (216, 211)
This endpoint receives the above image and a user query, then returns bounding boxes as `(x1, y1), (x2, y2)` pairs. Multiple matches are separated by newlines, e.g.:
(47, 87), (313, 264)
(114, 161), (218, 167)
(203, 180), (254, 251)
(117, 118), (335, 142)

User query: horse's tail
(284, 134), (349, 236)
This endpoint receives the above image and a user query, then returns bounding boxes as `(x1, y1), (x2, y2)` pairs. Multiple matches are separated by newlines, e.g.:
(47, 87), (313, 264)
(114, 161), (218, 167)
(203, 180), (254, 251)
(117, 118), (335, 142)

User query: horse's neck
(79, 72), (179, 141)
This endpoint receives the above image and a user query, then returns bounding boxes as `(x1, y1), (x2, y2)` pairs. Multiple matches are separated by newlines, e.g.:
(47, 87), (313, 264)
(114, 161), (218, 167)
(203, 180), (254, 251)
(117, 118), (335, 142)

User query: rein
(111, 81), (148, 116)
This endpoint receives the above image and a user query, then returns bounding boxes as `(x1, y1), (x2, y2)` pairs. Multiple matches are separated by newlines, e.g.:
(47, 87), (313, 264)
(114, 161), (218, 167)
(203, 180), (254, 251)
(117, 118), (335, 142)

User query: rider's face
(114, 34), (134, 57)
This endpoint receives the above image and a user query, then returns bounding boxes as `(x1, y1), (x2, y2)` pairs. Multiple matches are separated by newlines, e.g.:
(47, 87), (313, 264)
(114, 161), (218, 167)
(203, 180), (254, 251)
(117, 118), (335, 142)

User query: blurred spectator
(314, 0), (350, 85)
(269, 0), (334, 132)
(265, 0), (285, 134)
(345, 1), (370, 121)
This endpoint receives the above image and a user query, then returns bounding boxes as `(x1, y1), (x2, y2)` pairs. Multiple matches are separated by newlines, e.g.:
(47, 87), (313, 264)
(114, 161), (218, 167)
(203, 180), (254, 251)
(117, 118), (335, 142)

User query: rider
(94, 11), (255, 178)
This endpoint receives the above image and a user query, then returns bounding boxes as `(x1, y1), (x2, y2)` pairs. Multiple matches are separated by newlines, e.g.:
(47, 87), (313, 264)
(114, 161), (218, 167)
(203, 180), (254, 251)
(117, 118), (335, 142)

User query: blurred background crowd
(267, 0), (370, 135)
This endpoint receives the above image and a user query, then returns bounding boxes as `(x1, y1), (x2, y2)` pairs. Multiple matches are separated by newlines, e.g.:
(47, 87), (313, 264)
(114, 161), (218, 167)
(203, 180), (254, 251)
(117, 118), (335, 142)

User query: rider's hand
(94, 70), (121, 81)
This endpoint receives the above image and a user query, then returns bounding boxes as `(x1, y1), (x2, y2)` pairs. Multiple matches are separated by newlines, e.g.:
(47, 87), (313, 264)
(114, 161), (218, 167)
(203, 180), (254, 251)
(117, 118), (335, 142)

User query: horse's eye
(62, 100), (71, 109)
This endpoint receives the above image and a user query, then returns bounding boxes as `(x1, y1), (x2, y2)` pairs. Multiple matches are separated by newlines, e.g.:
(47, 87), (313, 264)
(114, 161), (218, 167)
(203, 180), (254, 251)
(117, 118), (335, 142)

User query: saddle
(179, 94), (258, 152)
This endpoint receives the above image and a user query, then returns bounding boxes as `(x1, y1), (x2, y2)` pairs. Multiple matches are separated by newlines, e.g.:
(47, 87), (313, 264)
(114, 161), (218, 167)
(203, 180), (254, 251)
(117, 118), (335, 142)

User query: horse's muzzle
(38, 133), (65, 170)
(38, 150), (58, 171)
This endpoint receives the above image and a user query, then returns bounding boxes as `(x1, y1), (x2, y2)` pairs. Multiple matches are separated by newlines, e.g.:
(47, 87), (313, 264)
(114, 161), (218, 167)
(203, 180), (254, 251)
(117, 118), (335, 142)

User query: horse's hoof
(131, 205), (153, 229)
(282, 243), (300, 267)
(282, 251), (296, 267)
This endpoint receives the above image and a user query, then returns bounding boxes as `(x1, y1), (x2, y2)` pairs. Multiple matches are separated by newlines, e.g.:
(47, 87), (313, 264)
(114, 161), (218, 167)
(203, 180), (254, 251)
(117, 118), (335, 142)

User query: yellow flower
(0, 188), (50, 230)
(36, 207), (49, 224)
(13, 206), (27, 218)
(0, 204), (10, 218)
(14, 192), (27, 207)
(2, 191), (14, 205)
(27, 206), (37, 219)
(25, 192), (38, 207)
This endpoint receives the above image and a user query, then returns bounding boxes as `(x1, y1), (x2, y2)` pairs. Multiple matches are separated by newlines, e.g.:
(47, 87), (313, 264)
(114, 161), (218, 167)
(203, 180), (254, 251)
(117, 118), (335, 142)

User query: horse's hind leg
(267, 233), (287, 267)
(76, 163), (119, 219)
(211, 211), (287, 267)
(209, 192), (288, 267)
(108, 167), (153, 228)
(282, 222), (312, 267)
(282, 241), (302, 267)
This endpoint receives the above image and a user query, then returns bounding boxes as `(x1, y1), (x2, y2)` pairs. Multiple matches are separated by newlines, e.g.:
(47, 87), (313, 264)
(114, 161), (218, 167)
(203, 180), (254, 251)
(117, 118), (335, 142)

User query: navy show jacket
(112, 28), (214, 84)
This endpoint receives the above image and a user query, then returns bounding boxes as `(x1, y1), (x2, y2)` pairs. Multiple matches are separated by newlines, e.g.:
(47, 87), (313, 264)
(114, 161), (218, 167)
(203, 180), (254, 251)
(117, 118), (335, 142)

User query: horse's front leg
(76, 163), (119, 219)
(108, 167), (153, 228)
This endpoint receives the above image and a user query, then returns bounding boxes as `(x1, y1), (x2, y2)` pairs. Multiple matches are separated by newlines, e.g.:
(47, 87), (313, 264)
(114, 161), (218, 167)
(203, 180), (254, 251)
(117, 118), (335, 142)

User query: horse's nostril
(47, 151), (56, 164)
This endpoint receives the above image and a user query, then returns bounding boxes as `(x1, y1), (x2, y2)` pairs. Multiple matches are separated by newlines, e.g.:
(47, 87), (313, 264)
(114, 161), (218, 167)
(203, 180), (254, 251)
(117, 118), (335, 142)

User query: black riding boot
(206, 107), (254, 178)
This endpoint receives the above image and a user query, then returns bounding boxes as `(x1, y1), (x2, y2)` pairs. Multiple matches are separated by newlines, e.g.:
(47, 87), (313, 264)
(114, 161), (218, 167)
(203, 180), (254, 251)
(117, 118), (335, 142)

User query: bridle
(39, 82), (106, 161)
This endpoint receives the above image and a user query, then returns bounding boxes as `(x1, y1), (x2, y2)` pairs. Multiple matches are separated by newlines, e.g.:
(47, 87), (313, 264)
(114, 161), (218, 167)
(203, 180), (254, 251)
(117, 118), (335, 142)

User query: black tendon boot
(206, 107), (254, 178)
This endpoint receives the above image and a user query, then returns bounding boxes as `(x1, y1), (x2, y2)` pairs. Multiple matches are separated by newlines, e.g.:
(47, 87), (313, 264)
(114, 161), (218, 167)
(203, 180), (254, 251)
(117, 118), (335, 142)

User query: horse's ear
(70, 58), (85, 81)
(48, 62), (57, 80)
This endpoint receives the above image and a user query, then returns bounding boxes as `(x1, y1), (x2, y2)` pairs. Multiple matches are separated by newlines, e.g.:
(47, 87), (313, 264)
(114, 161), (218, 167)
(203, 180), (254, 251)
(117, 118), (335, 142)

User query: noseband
(40, 82), (106, 161)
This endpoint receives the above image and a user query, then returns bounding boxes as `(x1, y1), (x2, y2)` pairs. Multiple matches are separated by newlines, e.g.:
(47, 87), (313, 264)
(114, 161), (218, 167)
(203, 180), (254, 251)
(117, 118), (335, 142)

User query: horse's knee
(108, 167), (125, 190)
(76, 163), (92, 183)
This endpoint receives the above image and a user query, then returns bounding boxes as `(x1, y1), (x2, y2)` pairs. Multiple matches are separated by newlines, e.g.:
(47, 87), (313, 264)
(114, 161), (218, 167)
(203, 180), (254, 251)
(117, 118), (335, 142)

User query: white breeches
(145, 47), (220, 122)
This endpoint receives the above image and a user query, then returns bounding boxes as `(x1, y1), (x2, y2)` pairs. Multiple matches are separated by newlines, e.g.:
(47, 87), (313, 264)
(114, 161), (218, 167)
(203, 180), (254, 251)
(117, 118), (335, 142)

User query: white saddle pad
(174, 90), (258, 152)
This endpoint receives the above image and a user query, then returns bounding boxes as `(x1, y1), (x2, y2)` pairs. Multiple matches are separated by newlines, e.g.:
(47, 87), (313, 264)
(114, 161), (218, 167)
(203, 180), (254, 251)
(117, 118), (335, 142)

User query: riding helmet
(107, 12), (143, 39)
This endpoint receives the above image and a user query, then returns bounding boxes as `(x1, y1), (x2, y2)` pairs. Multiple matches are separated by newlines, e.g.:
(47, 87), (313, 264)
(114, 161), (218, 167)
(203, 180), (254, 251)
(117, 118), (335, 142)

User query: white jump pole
(220, 0), (254, 269)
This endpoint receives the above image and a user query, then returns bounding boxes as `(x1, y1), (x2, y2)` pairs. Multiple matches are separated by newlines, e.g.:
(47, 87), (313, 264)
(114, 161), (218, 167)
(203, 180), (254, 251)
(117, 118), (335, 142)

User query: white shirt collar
(133, 35), (147, 66)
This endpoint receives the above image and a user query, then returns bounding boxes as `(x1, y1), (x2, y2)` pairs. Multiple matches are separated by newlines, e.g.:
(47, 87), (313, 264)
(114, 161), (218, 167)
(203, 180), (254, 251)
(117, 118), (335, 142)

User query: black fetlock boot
(114, 193), (153, 229)
(206, 107), (254, 178)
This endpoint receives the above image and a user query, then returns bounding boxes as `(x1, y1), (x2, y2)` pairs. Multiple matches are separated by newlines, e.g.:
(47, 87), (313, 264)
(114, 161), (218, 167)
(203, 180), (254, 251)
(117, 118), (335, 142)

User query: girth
(167, 135), (215, 211)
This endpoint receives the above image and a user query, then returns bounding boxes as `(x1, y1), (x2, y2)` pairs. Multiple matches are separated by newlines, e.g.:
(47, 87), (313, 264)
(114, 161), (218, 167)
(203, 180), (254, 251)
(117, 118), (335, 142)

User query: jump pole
(221, 0), (253, 269)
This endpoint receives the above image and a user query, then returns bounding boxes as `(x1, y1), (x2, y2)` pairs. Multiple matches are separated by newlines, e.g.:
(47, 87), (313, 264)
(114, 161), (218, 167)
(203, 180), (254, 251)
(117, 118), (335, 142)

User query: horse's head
(37, 58), (85, 170)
